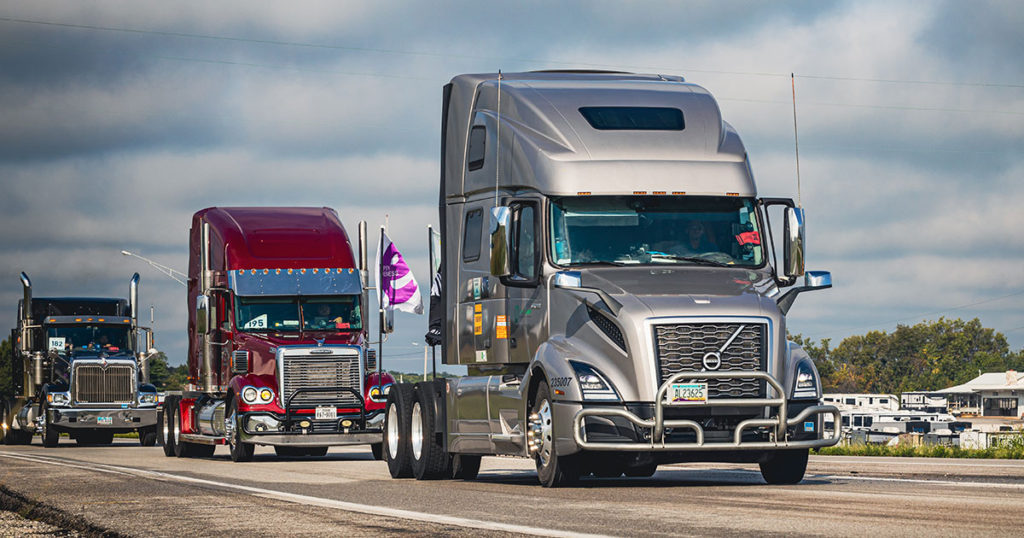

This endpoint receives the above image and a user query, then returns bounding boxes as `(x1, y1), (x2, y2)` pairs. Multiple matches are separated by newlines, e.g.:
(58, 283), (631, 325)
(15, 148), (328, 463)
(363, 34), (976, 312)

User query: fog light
(341, 419), (352, 428)
(299, 420), (311, 429)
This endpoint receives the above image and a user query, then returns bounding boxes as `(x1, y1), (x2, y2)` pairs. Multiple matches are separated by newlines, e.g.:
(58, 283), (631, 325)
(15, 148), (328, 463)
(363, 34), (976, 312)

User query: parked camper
(161, 207), (394, 461)
(2, 274), (159, 446)
(382, 71), (840, 487)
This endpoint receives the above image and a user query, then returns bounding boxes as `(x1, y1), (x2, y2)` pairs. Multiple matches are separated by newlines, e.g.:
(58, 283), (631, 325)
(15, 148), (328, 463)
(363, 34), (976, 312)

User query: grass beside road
(816, 440), (1024, 460)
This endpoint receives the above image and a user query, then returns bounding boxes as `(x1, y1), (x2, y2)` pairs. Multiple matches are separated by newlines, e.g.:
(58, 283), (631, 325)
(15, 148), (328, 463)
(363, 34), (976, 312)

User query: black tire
(370, 442), (384, 461)
(226, 397), (254, 462)
(450, 454), (482, 480)
(411, 382), (448, 480)
(41, 403), (59, 448)
(172, 400), (205, 458)
(531, 381), (581, 488)
(161, 399), (177, 457)
(139, 426), (158, 447)
(3, 404), (32, 446)
(384, 383), (415, 478)
(759, 449), (809, 485)
(624, 463), (658, 478)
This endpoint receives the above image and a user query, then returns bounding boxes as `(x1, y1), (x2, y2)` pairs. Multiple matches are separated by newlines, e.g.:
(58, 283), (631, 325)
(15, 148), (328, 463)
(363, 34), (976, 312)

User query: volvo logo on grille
(702, 352), (722, 370)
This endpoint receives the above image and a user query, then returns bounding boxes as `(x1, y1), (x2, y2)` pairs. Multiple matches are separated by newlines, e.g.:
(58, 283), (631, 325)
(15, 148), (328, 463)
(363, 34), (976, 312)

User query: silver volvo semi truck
(383, 71), (840, 487)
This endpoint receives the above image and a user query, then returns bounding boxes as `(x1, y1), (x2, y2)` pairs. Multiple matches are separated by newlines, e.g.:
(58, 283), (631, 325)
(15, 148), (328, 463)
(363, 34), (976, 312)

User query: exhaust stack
(129, 273), (140, 327)
(19, 272), (33, 352)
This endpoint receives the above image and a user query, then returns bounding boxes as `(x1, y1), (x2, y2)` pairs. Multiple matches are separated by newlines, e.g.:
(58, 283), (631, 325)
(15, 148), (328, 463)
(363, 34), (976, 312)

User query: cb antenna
(494, 70), (502, 207)
(791, 73), (802, 208)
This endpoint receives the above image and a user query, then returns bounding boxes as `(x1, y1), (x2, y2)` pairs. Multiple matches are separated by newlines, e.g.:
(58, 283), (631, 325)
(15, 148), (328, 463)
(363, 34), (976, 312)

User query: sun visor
(229, 268), (362, 297)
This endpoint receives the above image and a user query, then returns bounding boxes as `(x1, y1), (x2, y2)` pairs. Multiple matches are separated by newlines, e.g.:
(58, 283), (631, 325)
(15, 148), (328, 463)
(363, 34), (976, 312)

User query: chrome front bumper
(48, 407), (158, 430)
(572, 371), (841, 452)
(239, 409), (384, 447)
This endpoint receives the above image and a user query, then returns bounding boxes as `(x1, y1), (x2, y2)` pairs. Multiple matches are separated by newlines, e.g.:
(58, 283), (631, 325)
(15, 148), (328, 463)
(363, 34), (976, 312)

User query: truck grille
(281, 352), (361, 408)
(73, 364), (135, 404)
(654, 322), (766, 398)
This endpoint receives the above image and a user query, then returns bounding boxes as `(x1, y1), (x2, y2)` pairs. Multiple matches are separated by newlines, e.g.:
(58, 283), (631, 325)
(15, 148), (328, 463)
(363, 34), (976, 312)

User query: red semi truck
(161, 207), (394, 461)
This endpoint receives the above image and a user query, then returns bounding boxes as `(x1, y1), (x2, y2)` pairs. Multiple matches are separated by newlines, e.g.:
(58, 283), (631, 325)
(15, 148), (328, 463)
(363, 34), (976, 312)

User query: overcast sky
(1, 1), (1021, 372)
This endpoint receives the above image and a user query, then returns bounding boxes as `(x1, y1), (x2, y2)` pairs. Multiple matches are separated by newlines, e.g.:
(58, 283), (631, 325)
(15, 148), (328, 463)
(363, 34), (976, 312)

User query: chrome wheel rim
(386, 402), (399, 458)
(161, 408), (170, 444)
(225, 408), (237, 448)
(528, 399), (553, 466)
(411, 401), (423, 460)
(173, 407), (181, 446)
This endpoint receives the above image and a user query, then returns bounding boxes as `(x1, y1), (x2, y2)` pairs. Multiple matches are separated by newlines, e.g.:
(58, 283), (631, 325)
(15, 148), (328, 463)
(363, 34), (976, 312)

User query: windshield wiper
(649, 254), (731, 267)
(570, 260), (626, 267)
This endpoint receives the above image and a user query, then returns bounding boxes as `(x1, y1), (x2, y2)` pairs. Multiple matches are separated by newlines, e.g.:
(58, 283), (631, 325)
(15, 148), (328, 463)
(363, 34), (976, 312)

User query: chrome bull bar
(572, 371), (842, 451)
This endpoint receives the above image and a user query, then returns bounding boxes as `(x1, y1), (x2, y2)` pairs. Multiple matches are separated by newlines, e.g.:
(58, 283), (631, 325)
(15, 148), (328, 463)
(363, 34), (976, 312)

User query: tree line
(792, 317), (1024, 394)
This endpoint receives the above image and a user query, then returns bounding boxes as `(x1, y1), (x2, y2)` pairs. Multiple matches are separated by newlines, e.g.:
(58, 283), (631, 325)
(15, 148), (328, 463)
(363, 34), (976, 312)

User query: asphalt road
(1, 439), (1023, 537)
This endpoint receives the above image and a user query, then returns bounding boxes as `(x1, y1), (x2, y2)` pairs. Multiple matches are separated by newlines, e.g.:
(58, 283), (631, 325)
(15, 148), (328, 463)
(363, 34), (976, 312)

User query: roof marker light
(672, 191), (686, 195)
(633, 191), (647, 195)
(313, 268), (318, 274)
(263, 269), (269, 275)
(324, 268), (331, 274)
(726, 192), (740, 197)
(287, 269), (293, 274)
(577, 191), (591, 195)
(653, 191), (666, 195)
(275, 269), (281, 275)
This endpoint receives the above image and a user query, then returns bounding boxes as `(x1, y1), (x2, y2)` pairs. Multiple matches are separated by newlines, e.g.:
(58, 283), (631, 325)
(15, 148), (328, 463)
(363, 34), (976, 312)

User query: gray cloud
(1, 0), (1021, 369)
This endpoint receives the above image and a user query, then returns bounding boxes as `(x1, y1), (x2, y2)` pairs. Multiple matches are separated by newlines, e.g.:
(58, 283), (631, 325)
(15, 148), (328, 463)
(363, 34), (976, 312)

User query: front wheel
(759, 449), (809, 485)
(41, 404), (59, 447)
(226, 397), (254, 462)
(529, 381), (580, 488)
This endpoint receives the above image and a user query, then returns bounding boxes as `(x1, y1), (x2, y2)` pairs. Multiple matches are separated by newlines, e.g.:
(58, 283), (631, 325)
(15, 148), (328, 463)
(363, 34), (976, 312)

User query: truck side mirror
(489, 206), (511, 277)
(195, 295), (210, 334)
(783, 206), (806, 279)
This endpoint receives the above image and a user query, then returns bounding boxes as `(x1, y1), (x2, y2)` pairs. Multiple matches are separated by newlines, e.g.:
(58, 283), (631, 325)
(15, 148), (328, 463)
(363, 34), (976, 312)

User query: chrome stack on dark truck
(2, 273), (160, 447)
(383, 71), (841, 487)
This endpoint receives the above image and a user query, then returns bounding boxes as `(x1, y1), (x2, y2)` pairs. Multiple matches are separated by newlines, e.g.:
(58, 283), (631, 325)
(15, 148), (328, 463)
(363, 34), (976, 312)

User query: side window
(467, 126), (486, 171)
(511, 203), (538, 282)
(462, 208), (483, 262)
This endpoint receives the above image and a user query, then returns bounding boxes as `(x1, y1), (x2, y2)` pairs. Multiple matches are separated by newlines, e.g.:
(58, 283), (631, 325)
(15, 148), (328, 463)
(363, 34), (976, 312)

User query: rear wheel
(450, 454), (482, 480)
(384, 383), (414, 478)
(40, 403), (59, 447)
(411, 382), (448, 480)
(759, 449), (809, 485)
(370, 443), (384, 461)
(0, 403), (9, 445)
(530, 381), (580, 488)
(226, 397), (254, 462)
(173, 401), (208, 458)
(161, 399), (177, 457)
(139, 426), (158, 447)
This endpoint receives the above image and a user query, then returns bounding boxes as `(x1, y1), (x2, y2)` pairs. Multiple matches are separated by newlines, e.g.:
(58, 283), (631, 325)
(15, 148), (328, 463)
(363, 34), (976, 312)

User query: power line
(3, 15), (1023, 90)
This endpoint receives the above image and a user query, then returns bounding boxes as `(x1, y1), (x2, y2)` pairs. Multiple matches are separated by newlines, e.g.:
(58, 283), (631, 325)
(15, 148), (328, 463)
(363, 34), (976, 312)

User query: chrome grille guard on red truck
(572, 371), (841, 451)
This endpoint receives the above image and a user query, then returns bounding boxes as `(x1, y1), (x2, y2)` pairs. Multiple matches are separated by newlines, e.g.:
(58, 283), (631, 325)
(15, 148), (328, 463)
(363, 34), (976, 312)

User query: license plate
(315, 406), (337, 420)
(667, 383), (707, 404)
(97, 416), (113, 425)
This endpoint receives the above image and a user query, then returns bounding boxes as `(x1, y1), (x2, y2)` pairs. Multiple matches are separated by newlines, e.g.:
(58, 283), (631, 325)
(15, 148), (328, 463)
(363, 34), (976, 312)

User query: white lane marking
(658, 466), (1024, 490)
(810, 456), (1024, 469)
(818, 474), (1024, 490)
(0, 451), (612, 538)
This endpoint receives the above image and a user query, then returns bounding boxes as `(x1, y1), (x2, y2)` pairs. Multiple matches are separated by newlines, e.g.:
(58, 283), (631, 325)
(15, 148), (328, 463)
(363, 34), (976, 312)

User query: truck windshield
(550, 196), (763, 267)
(45, 325), (132, 354)
(236, 296), (361, 332)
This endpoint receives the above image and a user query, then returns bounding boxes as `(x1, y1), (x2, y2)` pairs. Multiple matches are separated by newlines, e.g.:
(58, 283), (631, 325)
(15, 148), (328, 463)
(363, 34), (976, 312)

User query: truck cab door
(504, 200), (544, 364)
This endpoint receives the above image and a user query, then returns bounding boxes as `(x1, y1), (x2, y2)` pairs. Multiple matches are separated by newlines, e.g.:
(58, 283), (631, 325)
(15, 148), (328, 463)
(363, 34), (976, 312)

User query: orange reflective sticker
(496, 315), (508, 339)
(473, 313), (483, 335)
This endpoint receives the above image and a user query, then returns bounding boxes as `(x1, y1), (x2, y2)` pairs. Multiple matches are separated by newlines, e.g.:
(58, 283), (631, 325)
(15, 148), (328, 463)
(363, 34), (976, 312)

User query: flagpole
(427, 224), (436, 381)
(377, 225), (384, 398)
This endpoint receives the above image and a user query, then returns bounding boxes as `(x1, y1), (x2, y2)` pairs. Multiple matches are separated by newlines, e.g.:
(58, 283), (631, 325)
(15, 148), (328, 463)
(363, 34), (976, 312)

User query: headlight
(139, 393), (158, 405)
(569, 361), (620, 401)
(793, 361), (818, 399)
(368, 383), (392, 403)
(242, 386), (259, 404)
(258, 388), (274, 404)
(47, 392), (71, 407)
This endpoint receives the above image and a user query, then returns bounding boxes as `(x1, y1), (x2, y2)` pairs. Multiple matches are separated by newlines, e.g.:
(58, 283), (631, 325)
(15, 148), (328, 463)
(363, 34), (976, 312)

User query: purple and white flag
(376, 230), (423, 315)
